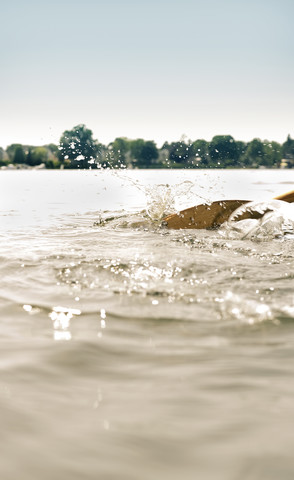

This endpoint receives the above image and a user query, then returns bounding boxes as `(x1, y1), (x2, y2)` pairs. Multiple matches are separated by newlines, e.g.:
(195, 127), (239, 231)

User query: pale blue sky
(1, 0), (293, 147)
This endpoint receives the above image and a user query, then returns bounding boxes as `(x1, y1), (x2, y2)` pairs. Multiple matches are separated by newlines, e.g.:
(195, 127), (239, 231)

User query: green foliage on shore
(2, 125), (294, 169)
(58, 124), (101, 169)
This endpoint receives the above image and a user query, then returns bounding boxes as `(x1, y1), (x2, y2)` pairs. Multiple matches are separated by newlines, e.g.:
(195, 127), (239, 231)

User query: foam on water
(219, 199), (294, 240)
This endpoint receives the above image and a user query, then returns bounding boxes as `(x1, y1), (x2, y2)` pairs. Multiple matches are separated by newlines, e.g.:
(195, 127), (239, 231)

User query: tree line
(1, 124), (294, 169)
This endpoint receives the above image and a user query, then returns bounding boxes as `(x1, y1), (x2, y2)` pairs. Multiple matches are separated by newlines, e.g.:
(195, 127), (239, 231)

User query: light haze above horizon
(1, 0), (293, 148)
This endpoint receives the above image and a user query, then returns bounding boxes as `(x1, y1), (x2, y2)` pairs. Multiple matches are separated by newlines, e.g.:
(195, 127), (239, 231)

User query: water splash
(144, 181), (200, 220)
(105, 164), (216, 221)
(219, 200), (294, 240)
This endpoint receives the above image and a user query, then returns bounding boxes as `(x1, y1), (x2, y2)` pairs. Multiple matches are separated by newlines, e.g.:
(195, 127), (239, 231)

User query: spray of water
(144, 181), (200, 221)
(107, 168), (206, 221)
(220, 200), (294, 240)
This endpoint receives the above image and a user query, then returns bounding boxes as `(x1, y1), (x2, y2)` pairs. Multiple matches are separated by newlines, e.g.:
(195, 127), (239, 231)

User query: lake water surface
(1, 169), (294, 479)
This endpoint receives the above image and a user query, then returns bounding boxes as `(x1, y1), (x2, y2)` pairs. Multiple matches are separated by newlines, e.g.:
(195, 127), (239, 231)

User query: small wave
(218, 291), (273, 325)
(93, 210), (162, 230)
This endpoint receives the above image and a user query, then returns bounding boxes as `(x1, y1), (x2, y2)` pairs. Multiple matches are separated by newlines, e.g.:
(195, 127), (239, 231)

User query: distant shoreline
(0, 163), (292, 171)
(1, 126), (294, 169)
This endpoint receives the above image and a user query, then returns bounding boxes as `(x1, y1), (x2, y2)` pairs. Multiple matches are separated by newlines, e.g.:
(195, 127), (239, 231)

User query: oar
(162, 189), (294, 230)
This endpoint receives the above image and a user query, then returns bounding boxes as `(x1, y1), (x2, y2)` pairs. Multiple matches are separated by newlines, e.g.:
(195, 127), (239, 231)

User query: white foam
(220, 200), (294, 240)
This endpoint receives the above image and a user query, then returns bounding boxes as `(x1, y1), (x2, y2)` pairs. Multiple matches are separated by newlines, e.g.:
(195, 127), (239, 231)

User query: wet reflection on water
(49, 306), (81, 341)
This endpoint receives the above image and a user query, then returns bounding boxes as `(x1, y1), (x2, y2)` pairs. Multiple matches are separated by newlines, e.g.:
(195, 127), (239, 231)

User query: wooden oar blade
(162, 189), (294, 230)
(274, 189), (294, 203)
(162, 200), (249, 230)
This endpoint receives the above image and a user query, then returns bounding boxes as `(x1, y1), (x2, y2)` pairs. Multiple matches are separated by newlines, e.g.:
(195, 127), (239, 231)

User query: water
(1, 169), (294, 479)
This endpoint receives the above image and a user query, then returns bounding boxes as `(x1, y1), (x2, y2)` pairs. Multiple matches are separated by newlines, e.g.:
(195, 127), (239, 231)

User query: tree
(263, 141), (282, 168)
(168, 141), (191, 165)
(30, 147), (48, 166)
(6, 144), (23, 162)
(0, 147), (8, 166)
(242, 138), (265, 167)
(108, 137), (130, 167)
(140, 141), (159, 166)
(58, 124), (99, 168)
(282, 135), (294, 158)
(191, 139), (209, 167)
(13, 145), (26, 164)
(129, 139), (158, 167)
(46, 143), (59, 156)
(26, 149), (33, 166)
(235, 140), (247, 165)
(208, 135), (239, 167)
(129, 139), (145, 165)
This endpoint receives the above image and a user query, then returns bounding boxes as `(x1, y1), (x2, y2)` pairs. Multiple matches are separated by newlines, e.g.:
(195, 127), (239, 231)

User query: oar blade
(162, 200), (249, 229)
(162, 189), (294, 230)
(274, 189), (294, 203)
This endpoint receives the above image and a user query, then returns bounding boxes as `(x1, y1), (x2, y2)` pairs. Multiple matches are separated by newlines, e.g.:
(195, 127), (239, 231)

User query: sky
(1, 0), (294, 148)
